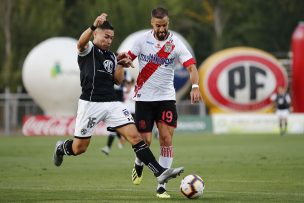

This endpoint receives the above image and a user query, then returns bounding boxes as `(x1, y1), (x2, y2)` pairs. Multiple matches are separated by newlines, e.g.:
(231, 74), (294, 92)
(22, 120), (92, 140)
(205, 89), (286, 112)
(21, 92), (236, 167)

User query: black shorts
(135, 100), (178, 132)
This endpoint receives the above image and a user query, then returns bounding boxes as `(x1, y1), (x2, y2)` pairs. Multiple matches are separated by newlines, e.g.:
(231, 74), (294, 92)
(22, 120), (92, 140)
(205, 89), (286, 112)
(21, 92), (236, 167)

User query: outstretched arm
(114, 53), (135, 85)
(77, 13), (108, 52)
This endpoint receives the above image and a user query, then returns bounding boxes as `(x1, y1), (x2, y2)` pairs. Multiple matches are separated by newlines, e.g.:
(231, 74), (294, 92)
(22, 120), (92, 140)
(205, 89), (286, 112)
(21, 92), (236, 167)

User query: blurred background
(1, 0), (304, 135)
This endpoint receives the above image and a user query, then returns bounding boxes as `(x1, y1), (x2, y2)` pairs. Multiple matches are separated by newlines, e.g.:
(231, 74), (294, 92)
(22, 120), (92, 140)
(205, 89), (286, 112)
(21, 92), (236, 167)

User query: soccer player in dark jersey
(270, 86), (292, 136)
(52, 13), (184, 189)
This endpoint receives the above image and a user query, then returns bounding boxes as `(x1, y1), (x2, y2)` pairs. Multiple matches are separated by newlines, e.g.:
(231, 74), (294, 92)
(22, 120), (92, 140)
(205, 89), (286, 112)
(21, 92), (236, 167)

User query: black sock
(135, 164), (143, 177)
(63, 139), (75, 156)
(107, 134), (115, 148)
(132, 140), (165, 177)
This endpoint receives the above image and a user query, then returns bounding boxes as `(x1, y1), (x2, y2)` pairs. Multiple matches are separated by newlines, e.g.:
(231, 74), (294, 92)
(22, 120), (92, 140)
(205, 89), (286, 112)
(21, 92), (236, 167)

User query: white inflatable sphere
(117, 30), (194, 100)
(22, 37), (80, 116)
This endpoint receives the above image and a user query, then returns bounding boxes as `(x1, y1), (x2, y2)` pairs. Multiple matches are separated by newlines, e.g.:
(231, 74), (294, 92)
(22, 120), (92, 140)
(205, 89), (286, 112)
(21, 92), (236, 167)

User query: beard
(156, 30), (168, 41)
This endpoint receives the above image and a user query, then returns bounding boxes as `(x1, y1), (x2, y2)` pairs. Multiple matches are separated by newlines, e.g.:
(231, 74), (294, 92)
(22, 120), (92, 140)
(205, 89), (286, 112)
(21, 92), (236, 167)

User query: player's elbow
(77, 43), (84, 52)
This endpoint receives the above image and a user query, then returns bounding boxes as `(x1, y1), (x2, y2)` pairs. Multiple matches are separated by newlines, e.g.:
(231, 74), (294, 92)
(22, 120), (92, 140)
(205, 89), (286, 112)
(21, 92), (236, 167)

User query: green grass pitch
(0, 133), (303, 202)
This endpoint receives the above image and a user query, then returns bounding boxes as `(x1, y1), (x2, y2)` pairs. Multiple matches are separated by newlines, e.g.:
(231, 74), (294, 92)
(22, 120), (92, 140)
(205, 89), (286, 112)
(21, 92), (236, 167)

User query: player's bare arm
(187, 64), (201, 104)
(114, 53), (135, 85)
(77, 13), (108, 52)
(114, 66), (124, 85)
(117, 52), (135, 67)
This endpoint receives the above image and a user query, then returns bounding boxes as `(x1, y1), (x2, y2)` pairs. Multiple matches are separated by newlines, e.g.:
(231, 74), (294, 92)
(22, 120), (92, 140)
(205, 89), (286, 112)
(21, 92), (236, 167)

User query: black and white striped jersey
(78, 41), (119, 102)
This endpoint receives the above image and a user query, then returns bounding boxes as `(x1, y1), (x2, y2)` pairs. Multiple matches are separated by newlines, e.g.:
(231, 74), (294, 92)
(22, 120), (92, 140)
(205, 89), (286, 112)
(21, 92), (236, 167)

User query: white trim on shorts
(74, 99), (134, 138)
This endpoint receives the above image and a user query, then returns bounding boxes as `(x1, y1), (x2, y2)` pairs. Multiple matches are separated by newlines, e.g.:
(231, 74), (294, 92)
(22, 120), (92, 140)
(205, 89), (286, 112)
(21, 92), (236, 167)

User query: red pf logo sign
(199, 47), (288, 113)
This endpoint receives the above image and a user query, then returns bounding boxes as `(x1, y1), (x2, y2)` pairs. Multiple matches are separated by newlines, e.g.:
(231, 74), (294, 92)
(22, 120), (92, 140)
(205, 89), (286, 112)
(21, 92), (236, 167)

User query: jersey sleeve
(78, 41), (93, 57)
(128, 35), (142, 60)
(175, 38), (196, 68)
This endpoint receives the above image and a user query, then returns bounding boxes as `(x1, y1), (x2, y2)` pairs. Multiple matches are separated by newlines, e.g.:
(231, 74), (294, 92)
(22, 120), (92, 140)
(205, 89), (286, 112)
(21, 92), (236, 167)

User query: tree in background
(0, 0), (13, 90)
(0, 0), (304, 92)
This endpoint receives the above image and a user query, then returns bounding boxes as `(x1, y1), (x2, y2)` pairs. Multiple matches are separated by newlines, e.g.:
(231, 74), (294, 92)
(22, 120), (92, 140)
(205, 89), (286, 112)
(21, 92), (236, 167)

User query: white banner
(212, 113), (304, 134)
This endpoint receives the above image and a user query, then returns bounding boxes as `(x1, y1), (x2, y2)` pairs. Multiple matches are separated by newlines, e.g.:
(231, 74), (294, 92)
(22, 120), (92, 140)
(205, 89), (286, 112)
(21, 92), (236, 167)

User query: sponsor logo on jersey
(138, 53), (175, 66)
(146, 41), (154, 45)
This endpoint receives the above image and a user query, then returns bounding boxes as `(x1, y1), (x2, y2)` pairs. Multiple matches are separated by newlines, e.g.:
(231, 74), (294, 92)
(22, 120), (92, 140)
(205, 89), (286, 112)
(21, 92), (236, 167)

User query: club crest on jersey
(103, 60), (114, 73)
(164, 42), (173, 53)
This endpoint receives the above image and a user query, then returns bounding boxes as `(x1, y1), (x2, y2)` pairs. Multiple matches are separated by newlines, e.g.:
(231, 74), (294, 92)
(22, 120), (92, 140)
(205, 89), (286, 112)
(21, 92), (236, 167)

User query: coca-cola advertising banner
(22, 115), (108, 136)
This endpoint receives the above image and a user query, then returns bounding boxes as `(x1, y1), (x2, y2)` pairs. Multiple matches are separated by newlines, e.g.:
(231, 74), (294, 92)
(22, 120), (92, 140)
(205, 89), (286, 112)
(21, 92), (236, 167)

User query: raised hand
(93, 13), (108, 27)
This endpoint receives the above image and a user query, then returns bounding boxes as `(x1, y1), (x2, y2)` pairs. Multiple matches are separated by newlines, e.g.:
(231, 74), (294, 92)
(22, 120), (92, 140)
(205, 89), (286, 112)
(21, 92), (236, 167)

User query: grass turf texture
(0, 133), (303, 203)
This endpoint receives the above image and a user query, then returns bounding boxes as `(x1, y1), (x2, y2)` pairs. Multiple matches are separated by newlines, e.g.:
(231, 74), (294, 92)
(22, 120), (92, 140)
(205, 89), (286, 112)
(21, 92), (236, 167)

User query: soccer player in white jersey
(270, 86), (292, 136)
(128, 7), (201, 198)
(52, 13), (184, 193)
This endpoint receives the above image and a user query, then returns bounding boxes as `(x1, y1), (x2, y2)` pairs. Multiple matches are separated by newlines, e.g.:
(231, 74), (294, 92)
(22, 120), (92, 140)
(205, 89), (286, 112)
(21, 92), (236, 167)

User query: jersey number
(162, 111), (173, 123)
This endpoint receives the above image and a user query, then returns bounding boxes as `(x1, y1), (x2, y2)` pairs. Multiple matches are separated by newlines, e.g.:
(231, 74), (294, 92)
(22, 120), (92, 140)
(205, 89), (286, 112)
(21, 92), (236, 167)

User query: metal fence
(0, 88), (43, 135)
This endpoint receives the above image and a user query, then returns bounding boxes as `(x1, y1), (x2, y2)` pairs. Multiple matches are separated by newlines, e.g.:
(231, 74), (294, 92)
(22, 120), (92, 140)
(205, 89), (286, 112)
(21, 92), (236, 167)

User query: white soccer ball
(180, 174), (205, 199)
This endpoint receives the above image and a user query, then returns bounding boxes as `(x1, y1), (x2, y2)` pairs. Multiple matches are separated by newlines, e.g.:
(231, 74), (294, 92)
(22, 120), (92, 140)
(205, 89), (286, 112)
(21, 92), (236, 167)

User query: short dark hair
(98, 21), (114, 30)
(151, 7), (168, 19)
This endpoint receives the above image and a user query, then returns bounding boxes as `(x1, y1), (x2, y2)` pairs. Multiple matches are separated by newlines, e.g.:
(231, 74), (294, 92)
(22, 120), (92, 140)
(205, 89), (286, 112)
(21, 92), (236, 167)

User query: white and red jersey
(128, 30), (195, 101)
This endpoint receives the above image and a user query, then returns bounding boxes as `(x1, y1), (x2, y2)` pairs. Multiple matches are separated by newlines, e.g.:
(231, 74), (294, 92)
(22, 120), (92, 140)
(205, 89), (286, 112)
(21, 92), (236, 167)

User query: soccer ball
(180, 174), (205, 199)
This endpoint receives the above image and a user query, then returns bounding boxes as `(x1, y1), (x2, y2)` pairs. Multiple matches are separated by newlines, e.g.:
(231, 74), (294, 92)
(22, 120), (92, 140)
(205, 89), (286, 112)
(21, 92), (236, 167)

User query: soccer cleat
(132, 165), (144, 185)
(53, 140), (64, 167)
(101, 146), (110, 155)
(156, 187), (171, 199)
(157, 167), (184, 184)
